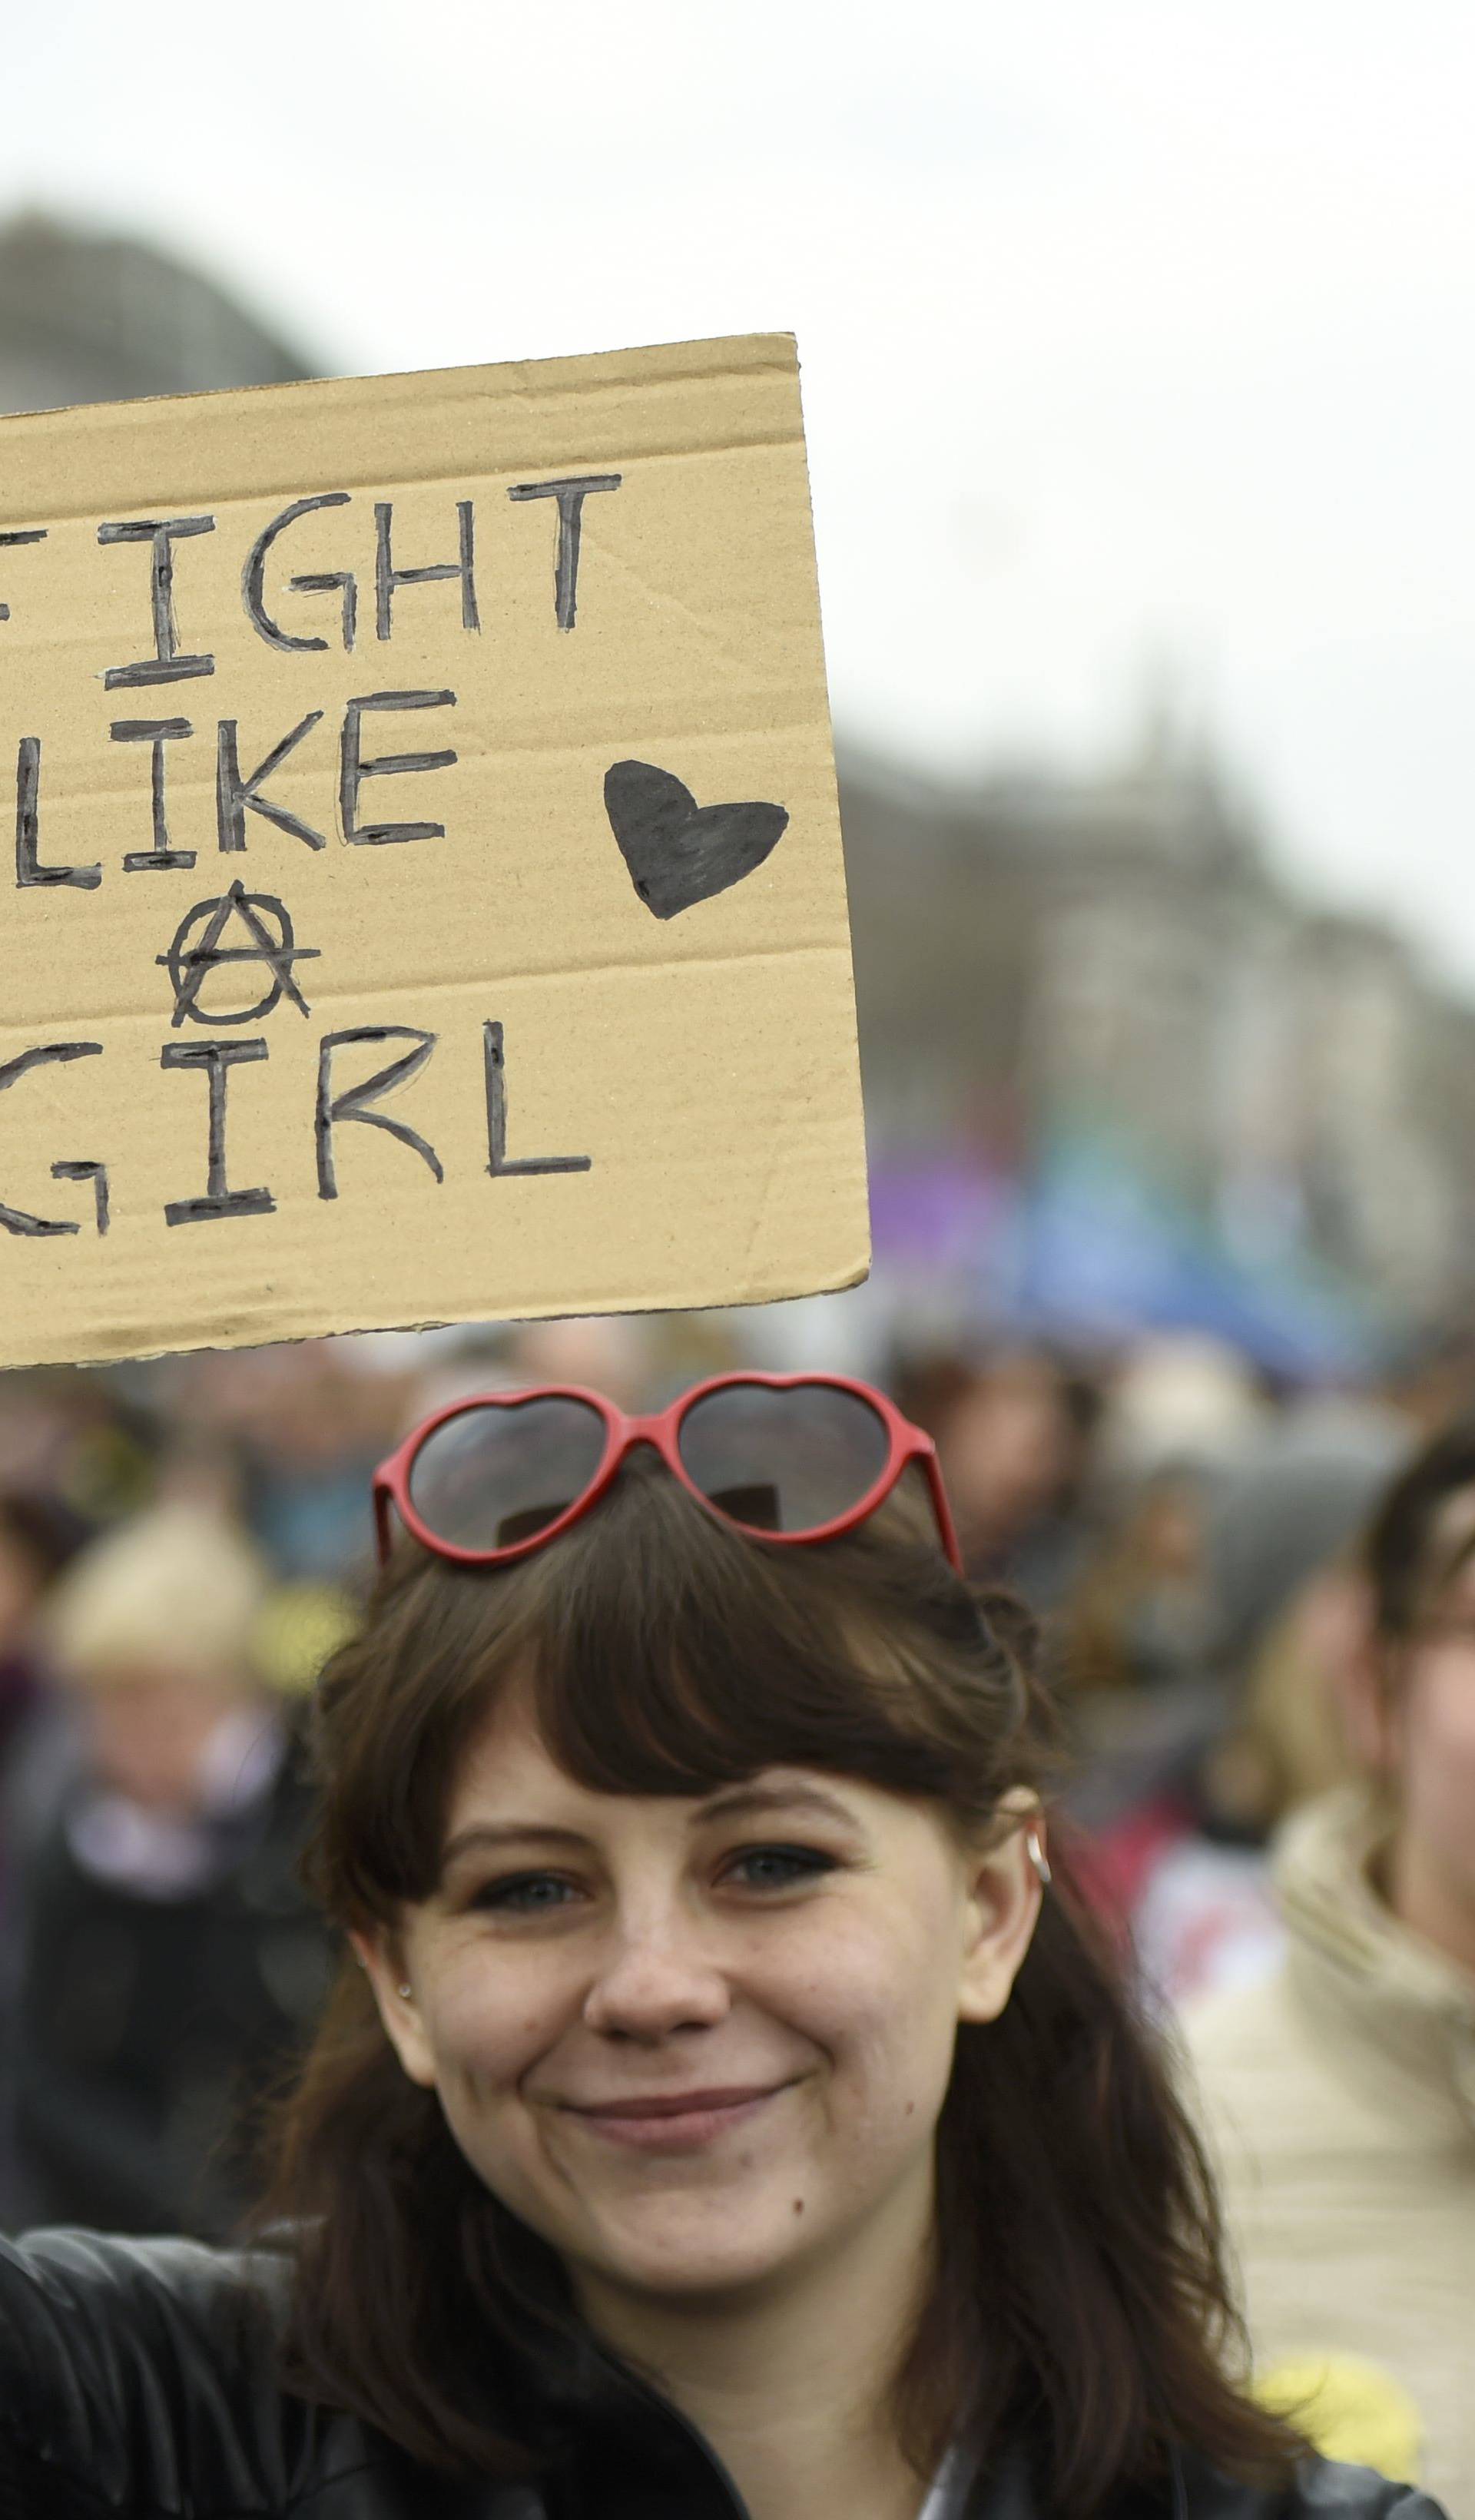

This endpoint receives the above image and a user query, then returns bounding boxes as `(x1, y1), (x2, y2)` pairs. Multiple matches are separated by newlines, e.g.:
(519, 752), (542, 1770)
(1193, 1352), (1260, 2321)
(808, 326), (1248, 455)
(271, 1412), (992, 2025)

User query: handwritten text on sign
(0, 337), (866, 1366)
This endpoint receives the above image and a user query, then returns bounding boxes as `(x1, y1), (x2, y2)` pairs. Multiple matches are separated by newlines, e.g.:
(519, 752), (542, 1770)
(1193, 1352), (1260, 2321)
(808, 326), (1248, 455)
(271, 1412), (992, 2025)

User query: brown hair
(250, 1457), (1296, 2514)
(1362, 1414), (1475, 1642)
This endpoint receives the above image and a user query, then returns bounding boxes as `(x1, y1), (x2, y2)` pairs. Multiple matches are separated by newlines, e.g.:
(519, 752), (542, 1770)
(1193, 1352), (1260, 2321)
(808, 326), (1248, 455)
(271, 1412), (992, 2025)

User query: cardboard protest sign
(0, 331), (867, 1368)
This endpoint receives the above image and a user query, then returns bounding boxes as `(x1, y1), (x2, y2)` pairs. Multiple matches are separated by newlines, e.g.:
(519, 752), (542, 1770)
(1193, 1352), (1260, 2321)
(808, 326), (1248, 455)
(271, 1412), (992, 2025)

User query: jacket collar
(515, 2321), (1181, 2520)
(1274, 1784), (1475, 2137)
(250, 2227), (1185, 2519)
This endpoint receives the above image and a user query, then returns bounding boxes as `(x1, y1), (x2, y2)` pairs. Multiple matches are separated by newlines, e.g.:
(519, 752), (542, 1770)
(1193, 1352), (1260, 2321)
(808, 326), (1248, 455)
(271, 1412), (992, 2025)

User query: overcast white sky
(8, 2), (1475, 983)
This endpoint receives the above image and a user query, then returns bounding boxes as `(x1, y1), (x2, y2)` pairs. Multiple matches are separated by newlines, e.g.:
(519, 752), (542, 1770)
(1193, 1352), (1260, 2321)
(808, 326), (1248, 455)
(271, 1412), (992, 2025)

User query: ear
(350, 1925), (439, 2090)
(956, 1790), (1045, 2027)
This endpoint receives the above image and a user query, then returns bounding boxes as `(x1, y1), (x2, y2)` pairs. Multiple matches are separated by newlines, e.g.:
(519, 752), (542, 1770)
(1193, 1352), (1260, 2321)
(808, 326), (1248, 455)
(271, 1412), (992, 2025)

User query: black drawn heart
(603, 760), (790, 920)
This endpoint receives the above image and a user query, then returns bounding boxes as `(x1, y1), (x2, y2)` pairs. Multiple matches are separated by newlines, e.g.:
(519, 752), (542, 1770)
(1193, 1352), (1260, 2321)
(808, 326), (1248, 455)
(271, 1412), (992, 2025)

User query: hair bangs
(310, 1457), (1028, 1927)
(519, 1457), (988, 1809)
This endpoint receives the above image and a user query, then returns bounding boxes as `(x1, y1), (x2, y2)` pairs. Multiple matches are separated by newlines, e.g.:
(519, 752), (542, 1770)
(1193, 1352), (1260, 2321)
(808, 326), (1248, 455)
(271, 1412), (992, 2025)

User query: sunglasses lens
(407, 1395), (608, 1553)
(676, 1382), (892, 1536)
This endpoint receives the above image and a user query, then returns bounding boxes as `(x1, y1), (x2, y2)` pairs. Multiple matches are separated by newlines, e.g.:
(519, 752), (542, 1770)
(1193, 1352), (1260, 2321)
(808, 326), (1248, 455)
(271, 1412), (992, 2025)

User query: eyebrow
(699, 1782), (860, 1829)
(439, 1782), (861, 1874)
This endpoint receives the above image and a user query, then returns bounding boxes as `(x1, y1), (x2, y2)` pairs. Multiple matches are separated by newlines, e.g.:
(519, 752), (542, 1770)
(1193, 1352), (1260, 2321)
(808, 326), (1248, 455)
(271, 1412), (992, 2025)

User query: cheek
(1401, 1666), (1475, 1835)
(422, 1947), (575, 2091)
(775, 1902), (962, 2115)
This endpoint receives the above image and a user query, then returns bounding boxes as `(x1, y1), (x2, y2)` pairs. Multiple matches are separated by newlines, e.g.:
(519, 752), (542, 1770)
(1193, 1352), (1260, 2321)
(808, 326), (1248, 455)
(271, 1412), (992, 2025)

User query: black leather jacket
(0, 2229), (1448, 2520)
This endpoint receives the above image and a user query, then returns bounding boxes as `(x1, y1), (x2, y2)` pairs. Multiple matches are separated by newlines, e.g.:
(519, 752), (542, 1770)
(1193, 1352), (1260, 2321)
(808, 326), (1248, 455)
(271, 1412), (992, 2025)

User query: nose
(581, 1906), (732, 2042)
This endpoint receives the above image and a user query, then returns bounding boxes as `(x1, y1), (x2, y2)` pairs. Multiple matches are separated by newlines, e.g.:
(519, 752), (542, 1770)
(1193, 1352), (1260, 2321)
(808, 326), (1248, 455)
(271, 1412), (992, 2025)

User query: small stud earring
(396, 1984), (413, 2000)
(1025, 1825), (1052, 1888)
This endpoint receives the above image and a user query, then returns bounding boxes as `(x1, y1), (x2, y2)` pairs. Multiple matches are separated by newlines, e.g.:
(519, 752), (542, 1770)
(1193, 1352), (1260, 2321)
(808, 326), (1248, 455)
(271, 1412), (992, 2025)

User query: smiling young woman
(0, 1378), (1448, 2520)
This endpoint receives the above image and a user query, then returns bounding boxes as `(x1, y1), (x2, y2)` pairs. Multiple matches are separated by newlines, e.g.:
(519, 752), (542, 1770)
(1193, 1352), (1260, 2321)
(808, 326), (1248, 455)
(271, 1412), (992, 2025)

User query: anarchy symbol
(157, 880), (321, 1027)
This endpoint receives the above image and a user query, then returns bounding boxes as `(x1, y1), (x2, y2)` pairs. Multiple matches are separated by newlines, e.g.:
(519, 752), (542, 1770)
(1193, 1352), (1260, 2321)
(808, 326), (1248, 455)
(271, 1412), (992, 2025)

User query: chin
(588, 2200), (809, 2300)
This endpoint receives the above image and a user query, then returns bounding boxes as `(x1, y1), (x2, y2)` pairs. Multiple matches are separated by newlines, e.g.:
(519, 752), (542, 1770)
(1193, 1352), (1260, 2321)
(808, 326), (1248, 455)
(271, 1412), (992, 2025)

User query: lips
(557, 2082), (790, 2150)
(568, 2084), (779, 2120)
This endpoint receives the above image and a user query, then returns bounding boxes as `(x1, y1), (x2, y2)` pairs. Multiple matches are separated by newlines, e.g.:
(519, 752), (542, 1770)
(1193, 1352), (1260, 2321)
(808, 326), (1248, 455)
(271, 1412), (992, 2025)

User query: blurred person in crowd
(895, 1344), (1103, 1611)
(1202, 1549), (1372, 1843)
(1062, 1459), (1213, 1699)
(1100, 1542), (1371, 2012)
(1047, 1341), (1247, 1955)
(409, 1315), (746, 1438)
(1059, 1334), (1265, 1724)
(505, 1312), (661, 1411)
(1069, 1404), (1410, 2009)
(1052, 1457), (1271, 1986)
(1383, 1326), (1475, 1441)
(183, 1343), (411, 1583)
(1180, 1419), (1475, 2511)
(0, 1492), (92, 2223)
(0, 1367), (158, 1529)
(9, 1499), (335, 2239)
(1095, 1336), (1265, 1494)
(396, 1318), (670, 1450)
(1196, 1398), (1409, 1697)
(0, 1490), (91, 1873)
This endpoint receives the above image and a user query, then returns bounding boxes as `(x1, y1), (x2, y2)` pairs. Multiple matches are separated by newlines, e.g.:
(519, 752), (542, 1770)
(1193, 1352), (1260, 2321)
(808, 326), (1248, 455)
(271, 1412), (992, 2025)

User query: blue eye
(472, 1873), (576, 1913)
(727, 1845), (837, 1891)
(468, 1845), (837, 1914)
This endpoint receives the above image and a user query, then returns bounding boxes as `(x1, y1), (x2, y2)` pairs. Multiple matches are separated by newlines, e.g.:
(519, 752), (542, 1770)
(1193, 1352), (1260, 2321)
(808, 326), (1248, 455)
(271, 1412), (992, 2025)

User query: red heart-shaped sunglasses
(373, 1371), (963, 1574)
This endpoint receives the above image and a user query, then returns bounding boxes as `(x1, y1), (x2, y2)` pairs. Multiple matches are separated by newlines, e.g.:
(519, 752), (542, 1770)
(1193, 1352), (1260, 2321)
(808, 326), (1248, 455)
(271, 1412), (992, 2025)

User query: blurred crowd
(0, 1310), (1470, 2497)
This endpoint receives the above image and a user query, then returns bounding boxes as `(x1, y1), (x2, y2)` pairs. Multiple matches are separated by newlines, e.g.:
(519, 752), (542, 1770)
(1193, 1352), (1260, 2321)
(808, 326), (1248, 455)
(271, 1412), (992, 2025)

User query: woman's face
(78, 1666), (258, 1814)
(1391, 1490), (1475, 1919)
(359, 1688), (1039, 2314)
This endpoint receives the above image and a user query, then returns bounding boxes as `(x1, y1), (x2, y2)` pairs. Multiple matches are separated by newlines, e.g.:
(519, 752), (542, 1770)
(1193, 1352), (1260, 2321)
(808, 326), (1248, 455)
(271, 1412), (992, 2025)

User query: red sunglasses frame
(372, 1370), (963, 1574)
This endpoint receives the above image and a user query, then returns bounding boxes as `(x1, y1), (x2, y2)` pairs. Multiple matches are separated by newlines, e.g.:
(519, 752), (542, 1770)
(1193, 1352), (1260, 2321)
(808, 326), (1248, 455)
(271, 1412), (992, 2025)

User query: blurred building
(840, 719), (1475, 1343)
(0, 208), (313, 414)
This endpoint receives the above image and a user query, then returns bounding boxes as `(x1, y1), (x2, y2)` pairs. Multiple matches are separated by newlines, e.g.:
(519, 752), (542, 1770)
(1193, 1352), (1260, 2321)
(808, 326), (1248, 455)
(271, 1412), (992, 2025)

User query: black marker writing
(161, 1038), (274, 1223)
(374, 500), (478, 640)
(158, 880), (319, 1026)
(98, 516), (216, 688)
(507, 474), (621, 629)
(217, 714), (327, 853)
(51, 1160), (110, 1236)
(243, 492), (355, 654)
(483, 1022), (591, 1177)
(340, 690), (456, 845)
(113, 718), (196, 871)
(0, 528), (47, 624)
(14, 737), (101, 891)
(0, 1043), (104, 1235)
(290, 565), (358, 652)
(315, 1026), (442, 1199)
